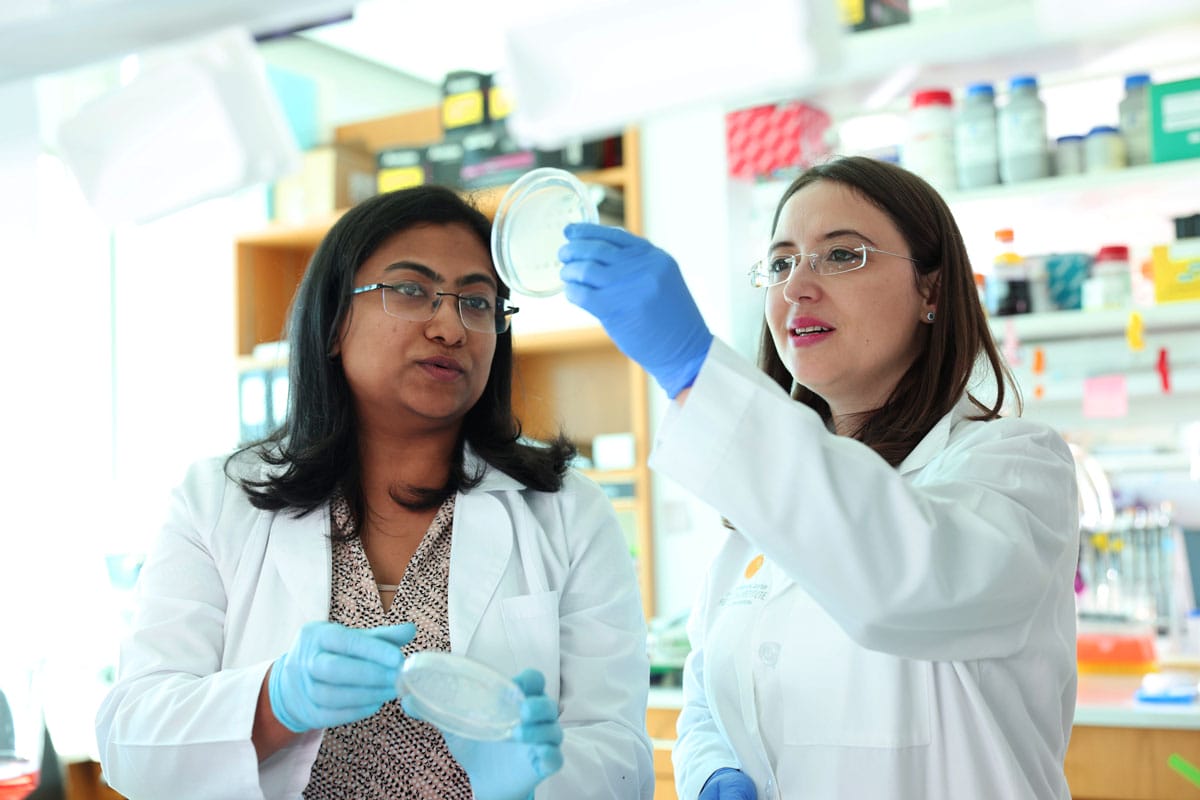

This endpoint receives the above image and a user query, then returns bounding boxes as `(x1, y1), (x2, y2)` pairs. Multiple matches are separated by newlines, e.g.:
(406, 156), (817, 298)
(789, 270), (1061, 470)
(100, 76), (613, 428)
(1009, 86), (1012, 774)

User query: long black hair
(227, 185), (575, 524)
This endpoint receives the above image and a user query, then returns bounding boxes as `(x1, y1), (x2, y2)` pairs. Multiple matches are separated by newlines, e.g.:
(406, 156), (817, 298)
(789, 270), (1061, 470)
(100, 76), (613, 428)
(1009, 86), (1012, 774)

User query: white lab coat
(656, 340), (1079, 800)
(95, 449), (654, 800)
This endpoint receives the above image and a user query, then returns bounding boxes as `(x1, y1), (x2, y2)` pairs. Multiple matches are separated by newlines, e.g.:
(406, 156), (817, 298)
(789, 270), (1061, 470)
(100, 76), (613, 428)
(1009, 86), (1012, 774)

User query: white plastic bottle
(955, 82), (1000, 189)
(902, 88), (958, 193)
(1082, 245), (1132, 311)
(998, 75), (1050, 183)
(1119, 73), (1152, 166)
(1085, 125), (1127, 173)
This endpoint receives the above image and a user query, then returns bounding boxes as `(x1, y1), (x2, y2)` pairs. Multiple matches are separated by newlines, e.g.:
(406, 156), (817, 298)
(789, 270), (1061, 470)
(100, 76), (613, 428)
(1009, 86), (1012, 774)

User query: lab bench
(57, 677), (1200, 799)
(647, 675), (1200, 800)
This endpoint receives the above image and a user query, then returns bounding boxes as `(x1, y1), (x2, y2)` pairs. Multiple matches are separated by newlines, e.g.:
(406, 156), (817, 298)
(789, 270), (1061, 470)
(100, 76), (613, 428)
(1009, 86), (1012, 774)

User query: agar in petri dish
(491, 167), (598, 297)
(398, 651), (523, 740)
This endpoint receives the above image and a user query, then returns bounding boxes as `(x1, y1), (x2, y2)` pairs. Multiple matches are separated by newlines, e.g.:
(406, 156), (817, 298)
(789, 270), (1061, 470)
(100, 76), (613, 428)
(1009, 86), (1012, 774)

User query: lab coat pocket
(780, 596), (932, 748)
(501, 590), (562, 703)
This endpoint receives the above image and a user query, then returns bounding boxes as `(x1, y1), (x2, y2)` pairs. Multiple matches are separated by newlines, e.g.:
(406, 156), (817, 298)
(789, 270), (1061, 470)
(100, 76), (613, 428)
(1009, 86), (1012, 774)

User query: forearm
(252, 666), (299, 761)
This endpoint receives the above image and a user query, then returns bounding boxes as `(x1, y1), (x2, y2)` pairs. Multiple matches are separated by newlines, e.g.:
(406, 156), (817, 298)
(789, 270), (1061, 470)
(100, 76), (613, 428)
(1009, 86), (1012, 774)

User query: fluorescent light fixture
(502, 0), (841, 148)
(56, 27), (300, 225)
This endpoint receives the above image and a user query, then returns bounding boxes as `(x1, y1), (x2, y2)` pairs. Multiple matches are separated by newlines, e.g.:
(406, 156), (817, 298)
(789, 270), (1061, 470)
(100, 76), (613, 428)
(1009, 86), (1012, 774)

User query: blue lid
(1135, 684), (1199, 704)
(966, 82), (995, 97)
(1125, 73), (1151, 89)
(1056, 135), (1084, 143)
(1088, 125), (1119, 136)
(1010, 75), (1038, 89)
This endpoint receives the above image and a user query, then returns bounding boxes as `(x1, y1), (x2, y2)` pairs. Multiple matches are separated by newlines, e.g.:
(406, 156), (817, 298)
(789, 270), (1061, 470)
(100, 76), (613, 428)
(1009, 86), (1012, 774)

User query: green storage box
(1150, 77), (1200, 163)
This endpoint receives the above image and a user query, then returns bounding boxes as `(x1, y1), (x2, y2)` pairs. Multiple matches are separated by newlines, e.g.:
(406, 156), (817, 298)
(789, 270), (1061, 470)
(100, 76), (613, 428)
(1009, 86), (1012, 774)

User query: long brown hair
(758, 156), (1018, 466)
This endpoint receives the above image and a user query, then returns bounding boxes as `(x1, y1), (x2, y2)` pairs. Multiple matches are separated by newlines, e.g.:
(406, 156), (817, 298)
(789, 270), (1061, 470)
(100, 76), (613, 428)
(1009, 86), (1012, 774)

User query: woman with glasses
(96, 185), (654, 800)
(560, 156), (1078, 800)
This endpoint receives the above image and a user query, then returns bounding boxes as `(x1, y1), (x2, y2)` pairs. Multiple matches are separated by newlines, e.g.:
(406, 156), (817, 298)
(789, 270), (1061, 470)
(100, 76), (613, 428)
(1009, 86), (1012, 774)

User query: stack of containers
(987, 228), (1031, 316)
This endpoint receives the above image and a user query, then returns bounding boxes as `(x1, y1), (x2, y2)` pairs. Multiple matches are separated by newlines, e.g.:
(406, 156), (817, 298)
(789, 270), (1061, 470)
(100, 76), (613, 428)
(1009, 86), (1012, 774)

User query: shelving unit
(233, 109), (657, 618)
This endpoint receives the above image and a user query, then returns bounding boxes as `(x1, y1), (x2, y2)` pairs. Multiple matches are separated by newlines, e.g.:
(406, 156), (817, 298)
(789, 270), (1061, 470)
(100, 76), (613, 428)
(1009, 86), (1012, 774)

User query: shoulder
(948, 411), (1073, 466)
(171, 450), (273, 532)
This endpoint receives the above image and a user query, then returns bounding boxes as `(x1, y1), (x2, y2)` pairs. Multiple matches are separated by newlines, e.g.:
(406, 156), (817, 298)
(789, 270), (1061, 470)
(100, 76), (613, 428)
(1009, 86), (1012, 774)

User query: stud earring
(925, 311), (936, 322)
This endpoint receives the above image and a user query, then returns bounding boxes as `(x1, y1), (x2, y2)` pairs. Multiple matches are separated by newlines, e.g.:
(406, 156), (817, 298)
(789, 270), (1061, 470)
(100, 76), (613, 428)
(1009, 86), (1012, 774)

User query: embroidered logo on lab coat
(719, 555), (768, 607)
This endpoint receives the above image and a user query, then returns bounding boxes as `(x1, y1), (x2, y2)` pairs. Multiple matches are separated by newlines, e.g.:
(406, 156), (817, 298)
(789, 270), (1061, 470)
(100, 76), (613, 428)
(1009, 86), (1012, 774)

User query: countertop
(648, 671), (1200, 730)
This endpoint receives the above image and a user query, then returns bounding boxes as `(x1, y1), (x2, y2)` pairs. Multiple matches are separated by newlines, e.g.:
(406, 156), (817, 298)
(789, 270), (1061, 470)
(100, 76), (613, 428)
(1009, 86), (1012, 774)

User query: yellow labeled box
(1151, 239), (1200, 303)
(272, 144), (377, 224)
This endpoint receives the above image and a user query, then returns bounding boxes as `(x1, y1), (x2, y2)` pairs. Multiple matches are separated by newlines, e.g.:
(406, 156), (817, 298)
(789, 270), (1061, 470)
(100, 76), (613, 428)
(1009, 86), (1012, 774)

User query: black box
(424, 140), (465, 188)
(441, 70), (492, 141)
(459, 124), (539, 189)
(376, 147), (426, 192)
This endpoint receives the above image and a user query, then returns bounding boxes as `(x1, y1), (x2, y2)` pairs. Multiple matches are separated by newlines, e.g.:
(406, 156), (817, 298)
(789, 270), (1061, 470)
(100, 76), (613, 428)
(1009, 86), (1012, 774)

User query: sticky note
(1083, 374), (1128, 419)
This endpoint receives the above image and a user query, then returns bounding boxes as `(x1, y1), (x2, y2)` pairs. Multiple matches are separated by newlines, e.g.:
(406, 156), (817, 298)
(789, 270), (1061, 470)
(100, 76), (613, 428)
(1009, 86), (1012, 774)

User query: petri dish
(491, 167), (599, 297)
(397, 651), (523, 741)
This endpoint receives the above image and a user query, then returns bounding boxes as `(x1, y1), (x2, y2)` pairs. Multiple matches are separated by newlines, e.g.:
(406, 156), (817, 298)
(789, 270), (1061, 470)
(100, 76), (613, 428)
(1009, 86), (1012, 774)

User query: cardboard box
(1151, 239), (1200, 303)
(1150, 77), (1200, 163)
(273, 144), (376, 223)
(377, 146), (426, 193)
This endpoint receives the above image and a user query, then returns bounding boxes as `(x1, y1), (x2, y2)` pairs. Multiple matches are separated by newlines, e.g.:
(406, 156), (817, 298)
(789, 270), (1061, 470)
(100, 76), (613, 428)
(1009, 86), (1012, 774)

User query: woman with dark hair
(560, 157), (1078, 799)
(96, 186), (654, 800)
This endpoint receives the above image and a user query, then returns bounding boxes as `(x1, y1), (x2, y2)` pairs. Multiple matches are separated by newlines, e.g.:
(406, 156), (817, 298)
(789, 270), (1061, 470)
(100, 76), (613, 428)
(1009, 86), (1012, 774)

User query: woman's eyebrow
(768, 228), (878, 251)
(383, 262), (497, 291)
(383, 261), (439, 280)
(458, 272), (498, 291)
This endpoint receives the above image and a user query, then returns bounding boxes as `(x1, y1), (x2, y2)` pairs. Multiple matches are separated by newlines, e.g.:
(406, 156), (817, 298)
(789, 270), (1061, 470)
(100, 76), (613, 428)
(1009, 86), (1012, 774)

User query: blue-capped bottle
(998, 75), (1049, 183)
(1119, 73), (1152, 166)
(955, 82), (1000, 189)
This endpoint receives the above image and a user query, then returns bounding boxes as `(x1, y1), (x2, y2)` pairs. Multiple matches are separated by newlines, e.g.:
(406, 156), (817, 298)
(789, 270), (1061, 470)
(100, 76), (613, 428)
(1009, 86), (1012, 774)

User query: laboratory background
(2, 0), (1200, 797)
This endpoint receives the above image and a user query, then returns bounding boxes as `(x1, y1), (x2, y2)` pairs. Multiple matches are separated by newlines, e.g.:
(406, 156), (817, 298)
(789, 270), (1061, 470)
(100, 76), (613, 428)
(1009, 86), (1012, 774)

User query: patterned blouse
(302, 492), (472, 799)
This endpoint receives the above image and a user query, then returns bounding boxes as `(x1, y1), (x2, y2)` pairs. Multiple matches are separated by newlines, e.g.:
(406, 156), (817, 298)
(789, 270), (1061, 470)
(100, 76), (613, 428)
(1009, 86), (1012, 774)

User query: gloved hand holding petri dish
(491, 167), (599, 297)
(397, 651), (525, 740)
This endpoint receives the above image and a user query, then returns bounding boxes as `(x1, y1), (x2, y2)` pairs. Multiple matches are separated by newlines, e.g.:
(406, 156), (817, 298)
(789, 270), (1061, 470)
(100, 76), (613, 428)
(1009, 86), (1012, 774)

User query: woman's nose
(781, 262), (819, 303)
(426, 298), (467, 342)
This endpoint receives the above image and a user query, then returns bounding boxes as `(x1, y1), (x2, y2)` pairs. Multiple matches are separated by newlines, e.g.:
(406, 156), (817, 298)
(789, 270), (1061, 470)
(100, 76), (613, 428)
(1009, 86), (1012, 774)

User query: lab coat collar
(896, 394), (975, 476)
(258, 446), (529, 646)
(449, 446), (526, 653)
(266, 501), (335, 624)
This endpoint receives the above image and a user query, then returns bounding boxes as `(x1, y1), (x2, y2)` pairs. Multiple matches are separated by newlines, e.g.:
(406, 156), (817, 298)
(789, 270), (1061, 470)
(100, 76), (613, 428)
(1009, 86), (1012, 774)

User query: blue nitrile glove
(560, 223), (712, 398)
(699, 767), (757, 799)
(403, 668), (563, 800)
(268, 621), (416, 733)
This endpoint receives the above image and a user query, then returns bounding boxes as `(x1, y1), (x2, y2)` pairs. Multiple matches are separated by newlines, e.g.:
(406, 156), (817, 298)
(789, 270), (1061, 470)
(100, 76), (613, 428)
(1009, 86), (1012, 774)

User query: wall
(258, 37), (439, 142)
(3, 40), (440, 759)
(637, 103), (759, 617)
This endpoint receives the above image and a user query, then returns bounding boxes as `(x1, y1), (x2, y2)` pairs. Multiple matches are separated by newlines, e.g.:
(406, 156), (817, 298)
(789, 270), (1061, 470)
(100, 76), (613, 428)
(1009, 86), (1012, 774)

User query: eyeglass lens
(751, 244), (869, 286)
(380, 283), (509, 333)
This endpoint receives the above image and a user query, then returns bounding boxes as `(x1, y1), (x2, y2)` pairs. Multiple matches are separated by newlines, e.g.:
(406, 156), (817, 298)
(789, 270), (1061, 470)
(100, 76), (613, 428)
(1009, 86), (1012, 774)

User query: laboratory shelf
(987, 301), (1200, 343)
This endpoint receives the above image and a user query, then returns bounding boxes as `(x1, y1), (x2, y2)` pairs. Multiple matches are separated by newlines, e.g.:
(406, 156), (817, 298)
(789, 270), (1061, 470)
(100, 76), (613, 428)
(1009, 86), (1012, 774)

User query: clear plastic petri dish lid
(398, 651), (523, 741)
(491, 167), (599, 297)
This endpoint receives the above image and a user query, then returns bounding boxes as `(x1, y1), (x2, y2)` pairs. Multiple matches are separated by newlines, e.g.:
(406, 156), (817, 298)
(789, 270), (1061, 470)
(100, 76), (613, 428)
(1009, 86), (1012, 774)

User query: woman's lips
(787, 317), (834, 347)
(417, 356), (464, 381)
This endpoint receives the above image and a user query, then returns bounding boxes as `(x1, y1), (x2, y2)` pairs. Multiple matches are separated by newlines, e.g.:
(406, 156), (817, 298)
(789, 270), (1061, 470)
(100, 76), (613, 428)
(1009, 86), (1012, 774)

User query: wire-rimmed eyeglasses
(748, 243), (919, 288)
(352, 281), (519, 334)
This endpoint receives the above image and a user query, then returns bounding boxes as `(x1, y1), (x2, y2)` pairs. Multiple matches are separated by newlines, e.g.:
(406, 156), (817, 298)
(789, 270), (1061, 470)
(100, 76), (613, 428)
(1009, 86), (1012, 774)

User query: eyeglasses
(351, 281), (519, 334)
(748, 243), (919, 288)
